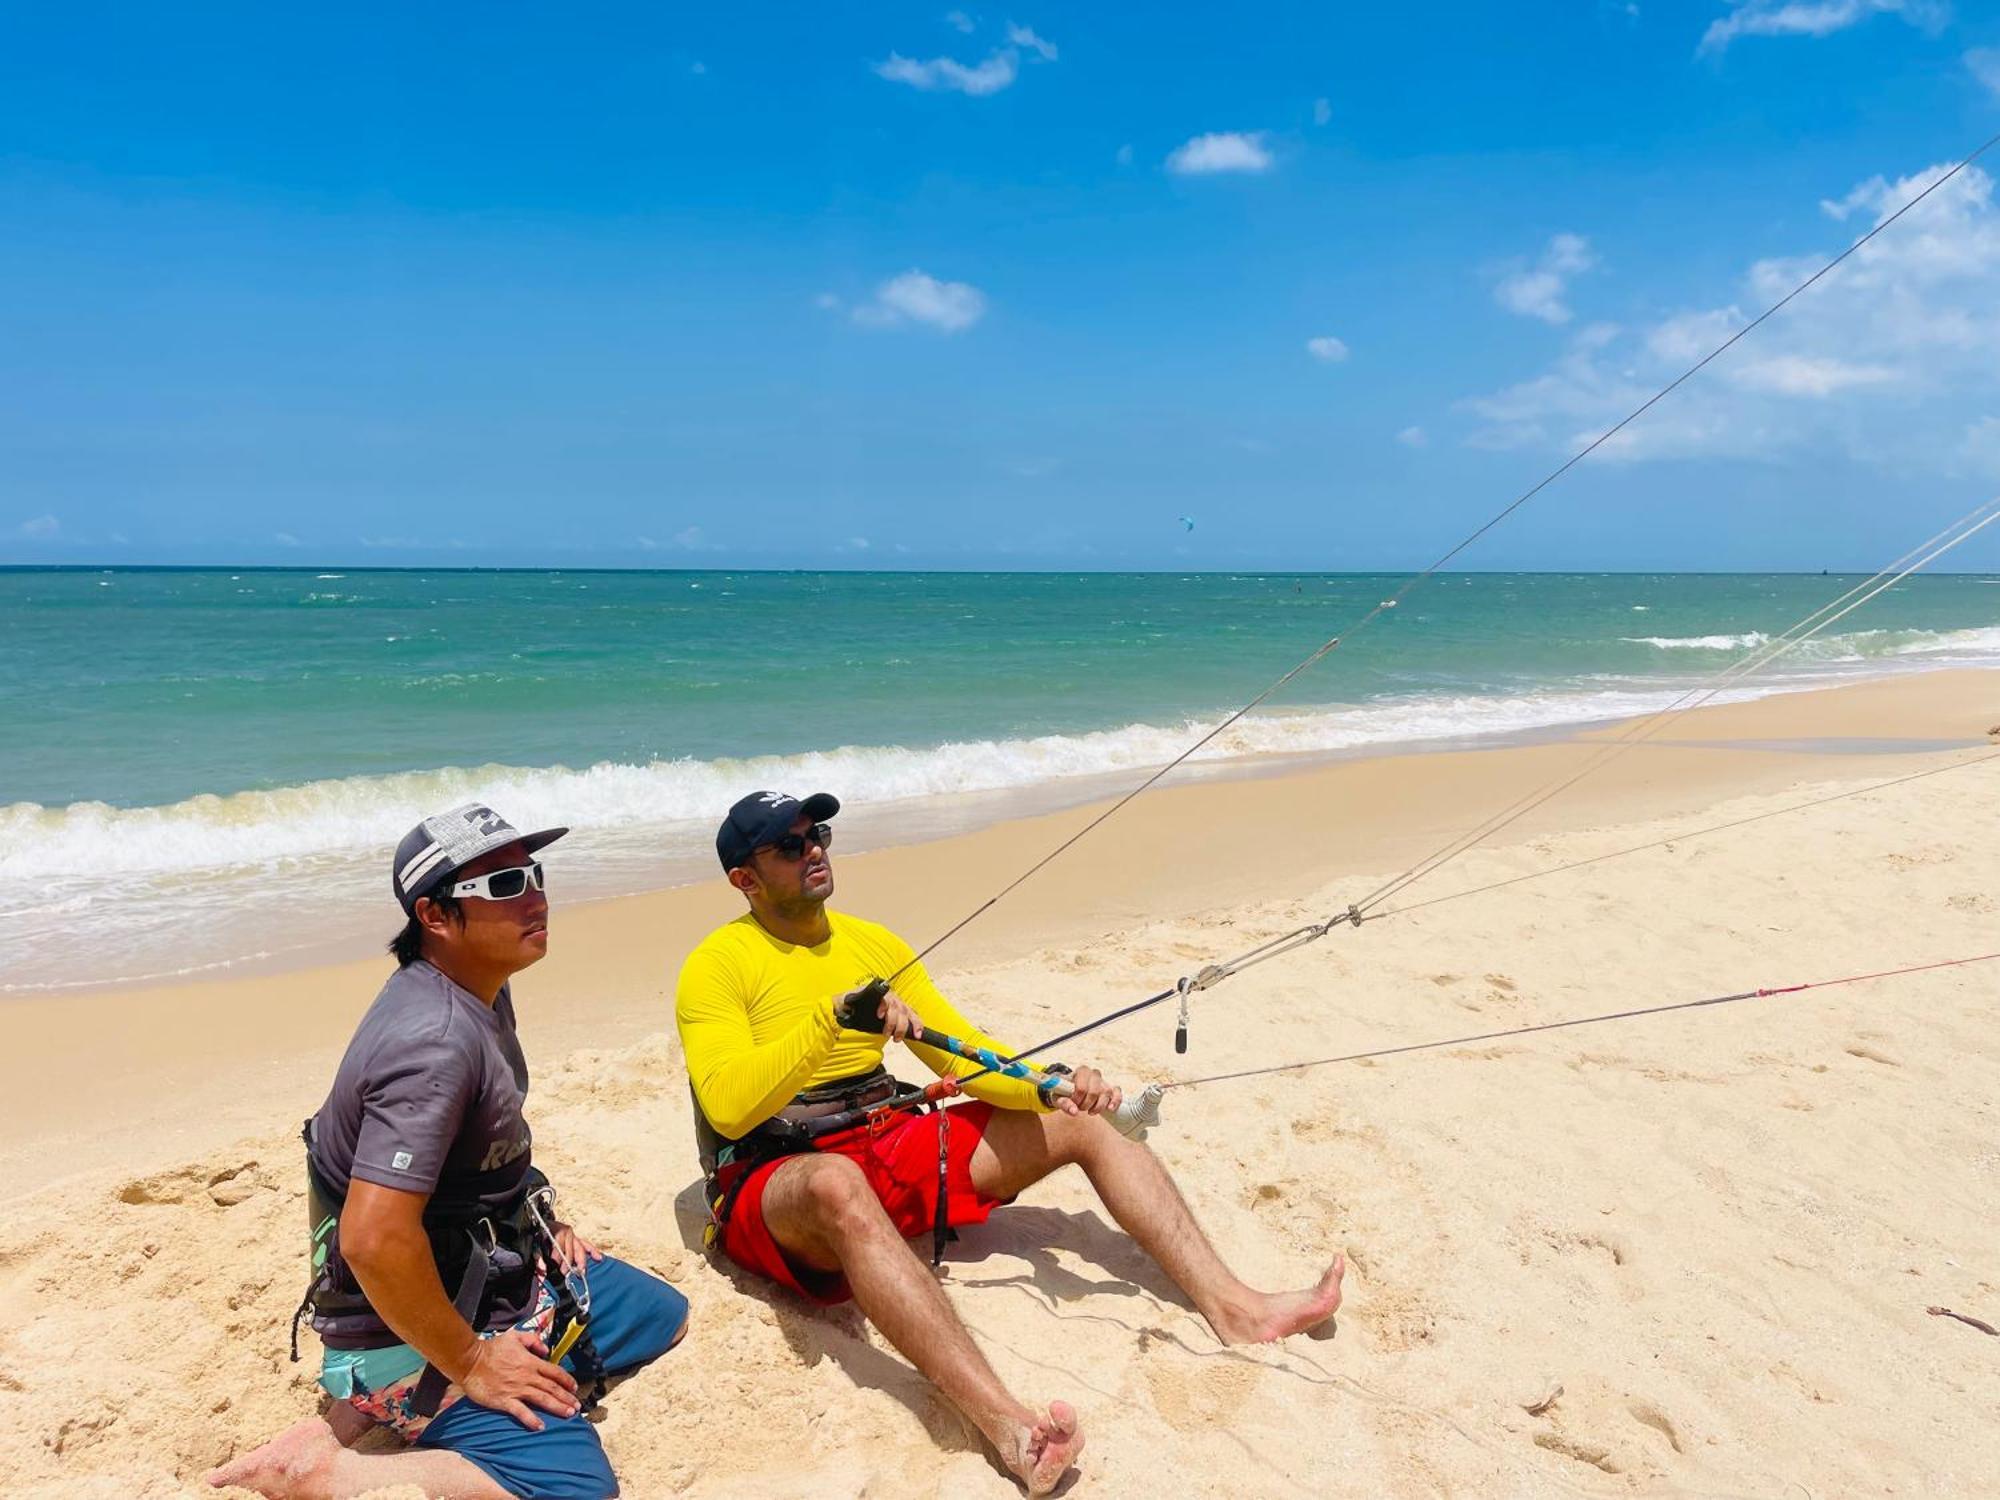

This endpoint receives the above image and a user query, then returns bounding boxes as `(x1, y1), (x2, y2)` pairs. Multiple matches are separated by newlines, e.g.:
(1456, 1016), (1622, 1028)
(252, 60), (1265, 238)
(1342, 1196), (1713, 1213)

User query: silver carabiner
(526, 1183), (591, 1315)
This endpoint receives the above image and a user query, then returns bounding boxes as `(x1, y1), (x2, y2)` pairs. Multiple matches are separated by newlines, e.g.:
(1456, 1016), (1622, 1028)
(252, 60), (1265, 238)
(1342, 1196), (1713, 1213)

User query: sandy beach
(5, 667), (1999, 1499)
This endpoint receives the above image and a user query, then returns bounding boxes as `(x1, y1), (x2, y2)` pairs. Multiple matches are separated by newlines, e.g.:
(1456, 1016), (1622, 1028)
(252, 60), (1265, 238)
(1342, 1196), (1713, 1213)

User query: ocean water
(3, 566), (1998, 992)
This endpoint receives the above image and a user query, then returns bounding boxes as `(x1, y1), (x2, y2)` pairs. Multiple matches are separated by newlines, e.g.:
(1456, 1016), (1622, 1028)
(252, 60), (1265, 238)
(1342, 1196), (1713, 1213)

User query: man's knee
(583, 1258), (690, 1372)
(797, 1155), (890, 1240)
(1044, 1107), (1120, 1166)
(419, 1400), (616, 1500)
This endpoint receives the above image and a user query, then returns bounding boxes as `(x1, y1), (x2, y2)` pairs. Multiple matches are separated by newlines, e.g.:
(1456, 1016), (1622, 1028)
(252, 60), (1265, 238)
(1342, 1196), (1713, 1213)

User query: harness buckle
(525, 1183), (591, 1315)
(525, 1185), (560, 1244)
(469, 1217), (499, 1258)
(865, 1102), (898, 1138)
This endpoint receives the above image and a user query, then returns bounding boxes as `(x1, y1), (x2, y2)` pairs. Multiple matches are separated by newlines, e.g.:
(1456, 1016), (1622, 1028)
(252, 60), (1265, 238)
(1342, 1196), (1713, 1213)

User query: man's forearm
(347, 1221), (484, 1382)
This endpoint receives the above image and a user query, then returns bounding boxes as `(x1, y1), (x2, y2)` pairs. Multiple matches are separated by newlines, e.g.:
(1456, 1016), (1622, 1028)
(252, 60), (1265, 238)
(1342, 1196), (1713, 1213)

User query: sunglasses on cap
(446, 862), (546, 901)
(757, 823), (833, 861)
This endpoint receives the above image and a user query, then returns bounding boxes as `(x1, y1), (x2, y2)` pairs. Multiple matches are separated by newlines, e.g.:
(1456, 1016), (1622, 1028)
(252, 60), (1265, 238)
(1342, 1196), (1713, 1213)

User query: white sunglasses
(447, 861), (546, 901)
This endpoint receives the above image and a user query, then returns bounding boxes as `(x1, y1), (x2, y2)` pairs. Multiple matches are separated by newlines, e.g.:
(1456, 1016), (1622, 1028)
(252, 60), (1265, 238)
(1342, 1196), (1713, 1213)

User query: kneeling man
(212, 803), (689, 1500)
(677, 791), (1342, 1496)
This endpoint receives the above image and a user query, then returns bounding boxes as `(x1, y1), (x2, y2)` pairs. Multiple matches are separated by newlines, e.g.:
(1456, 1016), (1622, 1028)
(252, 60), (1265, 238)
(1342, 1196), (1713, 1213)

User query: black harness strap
(408, 1225), (496, 1418)
(931, 1105), (952, 1268)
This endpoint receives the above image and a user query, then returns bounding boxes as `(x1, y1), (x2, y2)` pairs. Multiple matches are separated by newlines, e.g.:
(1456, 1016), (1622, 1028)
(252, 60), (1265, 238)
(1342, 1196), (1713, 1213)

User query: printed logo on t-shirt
(391, 1150), (414, 1170)
(479, 1132), (530, 1172)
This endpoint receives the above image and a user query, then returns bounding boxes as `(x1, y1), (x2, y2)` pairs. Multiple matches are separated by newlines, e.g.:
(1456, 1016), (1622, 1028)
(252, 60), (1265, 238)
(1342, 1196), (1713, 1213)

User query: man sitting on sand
(211, 803), (689, 1500)
(677, 790), (1344, 1495)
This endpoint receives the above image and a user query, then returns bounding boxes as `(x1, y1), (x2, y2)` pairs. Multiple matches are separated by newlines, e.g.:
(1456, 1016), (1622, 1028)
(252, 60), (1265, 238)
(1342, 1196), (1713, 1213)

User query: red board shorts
(719, 1100), (1007, 1304)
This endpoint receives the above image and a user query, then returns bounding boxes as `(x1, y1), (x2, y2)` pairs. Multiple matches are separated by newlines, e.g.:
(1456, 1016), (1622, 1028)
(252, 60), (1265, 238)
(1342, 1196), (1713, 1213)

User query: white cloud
(1306, 335), (1350, 362)
(876, 25), (1052, 96)
(1726, 352), (1896, 396)
(672, 526), (715, 551)
(690, 61), (707, 76)
(945, 9), (975, 32)
(1313, 97), (1332, 126)
(16, 514), (58, 539)
(1463, 160), (2000, 469)
(1970, 48), (2000, 99)
(842, 536), (873, 552)
(1698, 0), (1945, 55)
(1495, 233), (1598, 324)
(876, 49), (1018, 95)
(273, 531), (301, 547)
(814, 291), (842, 311)
(1006, 23), (1057, 60)
(1166, 131), (1275, 175)
(1396, 425), (1428, 448)
(636, 535), (659, 551)
(854, 270), (988, 333)
(1115, 143), (1134, 166)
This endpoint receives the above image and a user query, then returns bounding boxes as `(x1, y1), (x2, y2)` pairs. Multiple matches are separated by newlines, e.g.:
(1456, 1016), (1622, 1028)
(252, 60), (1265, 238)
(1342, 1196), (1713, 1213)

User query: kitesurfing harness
(694, 1061), (967, 1267)
(289, 1120), (607, 1415)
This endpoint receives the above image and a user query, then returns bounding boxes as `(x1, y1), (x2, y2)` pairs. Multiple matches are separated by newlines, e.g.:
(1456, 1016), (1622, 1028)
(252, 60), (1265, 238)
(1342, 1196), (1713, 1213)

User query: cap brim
(520, 826), (569, 855)
(798, 793), (839, 822)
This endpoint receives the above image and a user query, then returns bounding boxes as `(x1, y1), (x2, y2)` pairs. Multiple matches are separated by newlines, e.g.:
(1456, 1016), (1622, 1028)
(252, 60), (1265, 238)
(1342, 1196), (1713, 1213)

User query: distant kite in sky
(1178, 515), (1195, 532)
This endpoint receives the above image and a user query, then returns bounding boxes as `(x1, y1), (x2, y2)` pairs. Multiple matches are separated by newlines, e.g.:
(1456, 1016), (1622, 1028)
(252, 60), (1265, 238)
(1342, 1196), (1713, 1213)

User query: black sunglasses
(758, 822), (833, 861)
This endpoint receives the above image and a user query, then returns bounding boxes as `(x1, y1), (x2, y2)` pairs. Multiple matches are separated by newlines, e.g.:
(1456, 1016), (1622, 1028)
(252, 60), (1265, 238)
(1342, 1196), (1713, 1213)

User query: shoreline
(10, 657), (1995, 1001)
(6, 667), (1995, 1199)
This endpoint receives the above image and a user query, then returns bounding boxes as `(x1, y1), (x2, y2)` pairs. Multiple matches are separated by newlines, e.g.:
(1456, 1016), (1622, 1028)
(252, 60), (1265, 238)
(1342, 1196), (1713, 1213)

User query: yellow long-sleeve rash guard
(676, 910), (1049, 1139)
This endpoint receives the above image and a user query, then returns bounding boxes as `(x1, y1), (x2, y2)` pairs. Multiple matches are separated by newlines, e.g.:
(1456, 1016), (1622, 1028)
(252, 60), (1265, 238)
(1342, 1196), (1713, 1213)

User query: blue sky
(3, 1), (1999, 571)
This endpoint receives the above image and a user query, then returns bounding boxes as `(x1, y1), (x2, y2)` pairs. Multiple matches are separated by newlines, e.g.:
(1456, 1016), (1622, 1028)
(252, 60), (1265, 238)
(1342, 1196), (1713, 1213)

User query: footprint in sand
(1542, 1229), (1633, 1269)
(1532, 1431), (1622, 1474)
(117, 1158), (268, 1207)
(1626, 1399), (1685, 1454)
(207, 1163), (272, 1207)
(1142, 1355), (1260, 1430)
(1844, 1044), (1902, 1067)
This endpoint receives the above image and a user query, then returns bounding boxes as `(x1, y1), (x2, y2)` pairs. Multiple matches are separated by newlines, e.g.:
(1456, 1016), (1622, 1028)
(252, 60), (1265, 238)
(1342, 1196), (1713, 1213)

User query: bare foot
(1000, 1400), (1085, 1495)
(1215, 1255), (1345, 1345)
(206, 1416), (342, 1498)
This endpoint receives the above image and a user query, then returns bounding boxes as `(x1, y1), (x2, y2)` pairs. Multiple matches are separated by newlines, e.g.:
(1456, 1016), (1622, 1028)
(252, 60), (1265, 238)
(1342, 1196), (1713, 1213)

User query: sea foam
(0, 685), (1753, 883)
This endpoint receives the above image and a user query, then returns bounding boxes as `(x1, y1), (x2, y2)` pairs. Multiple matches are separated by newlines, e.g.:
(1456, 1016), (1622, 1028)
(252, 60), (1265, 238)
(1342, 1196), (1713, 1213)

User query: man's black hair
(389, 888), (465, 967)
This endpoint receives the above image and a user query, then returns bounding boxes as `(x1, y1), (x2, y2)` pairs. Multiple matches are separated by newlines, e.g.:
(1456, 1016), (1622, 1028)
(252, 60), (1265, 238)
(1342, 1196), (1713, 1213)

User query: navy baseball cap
(716, 790), (839, 872)
(392, 802), (568, 914)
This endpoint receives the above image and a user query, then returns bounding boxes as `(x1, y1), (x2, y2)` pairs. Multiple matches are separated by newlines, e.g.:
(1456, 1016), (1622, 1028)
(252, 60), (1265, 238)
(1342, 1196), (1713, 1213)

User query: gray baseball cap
(392, 802), (568, 914)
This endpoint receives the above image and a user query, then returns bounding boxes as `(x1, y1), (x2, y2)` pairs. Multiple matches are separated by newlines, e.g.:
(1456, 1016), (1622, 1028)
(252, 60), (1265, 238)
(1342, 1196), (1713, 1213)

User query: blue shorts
(416, 1257), (688, 1500)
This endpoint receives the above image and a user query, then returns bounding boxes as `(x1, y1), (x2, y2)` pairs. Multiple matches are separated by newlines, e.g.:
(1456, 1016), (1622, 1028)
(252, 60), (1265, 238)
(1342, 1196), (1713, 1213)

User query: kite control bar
(829, 978), (1162, 1140)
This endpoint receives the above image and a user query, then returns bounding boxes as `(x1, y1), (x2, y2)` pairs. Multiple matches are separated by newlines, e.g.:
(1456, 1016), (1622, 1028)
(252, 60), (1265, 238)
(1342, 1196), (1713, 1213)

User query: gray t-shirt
(309, 959), (535, 1221)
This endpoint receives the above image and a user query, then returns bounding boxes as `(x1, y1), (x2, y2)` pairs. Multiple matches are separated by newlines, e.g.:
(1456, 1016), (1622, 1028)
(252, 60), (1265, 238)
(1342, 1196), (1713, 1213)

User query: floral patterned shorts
(320, 1277), (558, 1441)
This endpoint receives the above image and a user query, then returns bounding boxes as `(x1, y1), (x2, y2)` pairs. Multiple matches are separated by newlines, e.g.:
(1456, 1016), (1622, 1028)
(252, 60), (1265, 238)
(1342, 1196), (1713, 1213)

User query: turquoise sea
(4, 566), (1998, 992)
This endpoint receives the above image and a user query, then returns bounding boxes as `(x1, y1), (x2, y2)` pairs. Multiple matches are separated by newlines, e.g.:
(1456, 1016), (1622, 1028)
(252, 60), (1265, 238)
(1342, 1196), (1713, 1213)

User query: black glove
(835, 978), (890, 1033)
